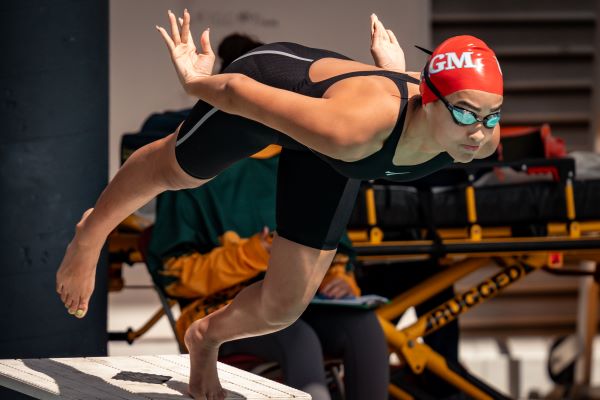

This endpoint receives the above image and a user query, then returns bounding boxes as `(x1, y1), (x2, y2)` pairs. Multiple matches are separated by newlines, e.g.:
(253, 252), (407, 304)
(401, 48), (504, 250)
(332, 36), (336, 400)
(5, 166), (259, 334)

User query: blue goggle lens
(451, 108), (477, 125)
(451, 107), (501, 129)
(484, 114), (501, 128)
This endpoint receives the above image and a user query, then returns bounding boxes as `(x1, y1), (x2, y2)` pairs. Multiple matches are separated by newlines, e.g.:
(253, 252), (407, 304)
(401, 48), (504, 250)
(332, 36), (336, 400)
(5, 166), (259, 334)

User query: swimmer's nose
(468, 129), (485, 144)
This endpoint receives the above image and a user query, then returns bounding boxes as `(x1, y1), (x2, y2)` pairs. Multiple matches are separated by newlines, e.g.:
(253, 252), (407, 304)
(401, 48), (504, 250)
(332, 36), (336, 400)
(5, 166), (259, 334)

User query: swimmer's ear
(199, 28), (214, 56)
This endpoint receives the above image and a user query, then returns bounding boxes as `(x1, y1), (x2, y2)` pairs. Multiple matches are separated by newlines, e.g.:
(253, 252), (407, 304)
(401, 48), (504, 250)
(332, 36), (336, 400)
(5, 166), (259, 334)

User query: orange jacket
(165, 230), (361, 344)
(159, 230), (360, 299)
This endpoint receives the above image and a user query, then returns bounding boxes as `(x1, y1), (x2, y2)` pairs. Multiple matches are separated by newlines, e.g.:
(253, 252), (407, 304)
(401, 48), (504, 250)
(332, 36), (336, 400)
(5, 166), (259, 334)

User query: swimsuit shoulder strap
(308, 70), (419, 99)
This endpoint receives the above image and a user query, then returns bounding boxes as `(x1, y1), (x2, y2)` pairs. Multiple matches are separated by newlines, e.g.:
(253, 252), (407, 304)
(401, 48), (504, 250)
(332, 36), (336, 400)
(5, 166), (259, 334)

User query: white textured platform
(0, 354), (310, 399)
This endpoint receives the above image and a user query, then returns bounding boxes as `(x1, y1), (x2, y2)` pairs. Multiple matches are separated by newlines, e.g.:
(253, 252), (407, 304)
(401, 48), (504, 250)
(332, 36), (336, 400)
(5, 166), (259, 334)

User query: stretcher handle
(453, 157), (576, 184)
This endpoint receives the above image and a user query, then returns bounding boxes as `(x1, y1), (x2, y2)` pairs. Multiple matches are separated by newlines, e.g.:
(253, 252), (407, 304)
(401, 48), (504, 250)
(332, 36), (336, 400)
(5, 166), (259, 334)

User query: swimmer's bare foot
(56, 208), (102, 318)
(184, 319), (226, 400)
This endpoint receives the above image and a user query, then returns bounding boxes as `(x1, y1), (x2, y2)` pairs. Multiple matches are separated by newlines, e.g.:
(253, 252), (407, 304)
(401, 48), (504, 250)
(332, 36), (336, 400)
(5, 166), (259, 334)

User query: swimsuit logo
(385, 171), (411, 176)
(429, 51), (483, 74)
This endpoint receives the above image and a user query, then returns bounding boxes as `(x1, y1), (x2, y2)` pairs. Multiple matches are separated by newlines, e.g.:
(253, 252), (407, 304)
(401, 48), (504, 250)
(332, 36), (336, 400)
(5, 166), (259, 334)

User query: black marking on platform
(112, 371), (172, 384)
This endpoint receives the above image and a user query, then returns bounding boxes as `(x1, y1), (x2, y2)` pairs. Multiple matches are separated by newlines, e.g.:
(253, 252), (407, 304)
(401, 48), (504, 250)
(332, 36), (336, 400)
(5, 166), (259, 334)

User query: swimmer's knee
(260, 289), (308, 327)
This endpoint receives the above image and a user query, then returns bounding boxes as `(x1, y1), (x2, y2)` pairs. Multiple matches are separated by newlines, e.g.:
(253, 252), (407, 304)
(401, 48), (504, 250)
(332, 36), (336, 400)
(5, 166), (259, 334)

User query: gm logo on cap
(429, 52), (482, 74)
(429, 51), (502, 75)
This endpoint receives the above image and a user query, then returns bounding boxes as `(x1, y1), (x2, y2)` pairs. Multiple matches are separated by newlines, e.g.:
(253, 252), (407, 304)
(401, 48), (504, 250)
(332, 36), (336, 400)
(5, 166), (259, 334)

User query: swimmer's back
(177, 41), (446, 182)
(224, 42), (396, 99)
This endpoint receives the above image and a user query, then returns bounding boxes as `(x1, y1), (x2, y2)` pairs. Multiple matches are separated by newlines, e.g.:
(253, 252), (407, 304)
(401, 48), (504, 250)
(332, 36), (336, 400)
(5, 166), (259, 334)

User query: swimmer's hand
(156, 9), (215, 93)
(370, 13), (405, 72)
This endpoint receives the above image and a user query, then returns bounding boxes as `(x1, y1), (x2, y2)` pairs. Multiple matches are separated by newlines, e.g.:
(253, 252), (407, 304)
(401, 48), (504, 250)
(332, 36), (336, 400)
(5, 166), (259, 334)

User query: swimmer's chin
(451, 153), (476, 163)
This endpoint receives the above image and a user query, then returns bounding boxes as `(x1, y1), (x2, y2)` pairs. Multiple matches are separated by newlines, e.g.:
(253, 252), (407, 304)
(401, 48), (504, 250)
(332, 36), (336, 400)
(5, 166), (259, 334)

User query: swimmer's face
(428, 90), (503, 163)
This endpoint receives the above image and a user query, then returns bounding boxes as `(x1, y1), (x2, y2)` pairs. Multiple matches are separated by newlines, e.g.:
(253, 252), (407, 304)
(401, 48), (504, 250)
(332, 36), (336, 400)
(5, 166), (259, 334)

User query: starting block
(0, 354), (310, 399)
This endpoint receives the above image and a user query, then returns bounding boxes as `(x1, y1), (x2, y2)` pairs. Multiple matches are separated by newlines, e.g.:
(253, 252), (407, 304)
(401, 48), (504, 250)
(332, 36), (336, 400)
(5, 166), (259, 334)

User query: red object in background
(497, 124), (567, 161)
(547, 252), (564, 268)
(527, 166), (560, 182)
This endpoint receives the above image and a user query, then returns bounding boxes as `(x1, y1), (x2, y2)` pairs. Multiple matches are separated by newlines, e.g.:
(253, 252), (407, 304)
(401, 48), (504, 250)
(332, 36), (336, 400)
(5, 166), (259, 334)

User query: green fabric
(147, 154), (356, 289)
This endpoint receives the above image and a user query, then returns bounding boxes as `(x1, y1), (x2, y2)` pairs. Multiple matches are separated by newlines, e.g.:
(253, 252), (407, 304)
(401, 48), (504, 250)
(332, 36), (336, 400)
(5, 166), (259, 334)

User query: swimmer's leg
(58, 94), (283, 398)
(184, 149), (360, 399)
(57, 92), (277, 314)
(56, 125), (208, 318)
(185, 235), (336, 399)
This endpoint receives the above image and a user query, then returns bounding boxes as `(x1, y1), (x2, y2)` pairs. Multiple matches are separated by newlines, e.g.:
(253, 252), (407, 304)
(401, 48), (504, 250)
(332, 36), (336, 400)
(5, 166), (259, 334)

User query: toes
(64, 297), (79, 315)
(59, 289), (89, 317)
(189, 387), (224, 400)
(66, 300), (77, 315)
(74, 297), (88, 318)
(208, 389), (226, 400)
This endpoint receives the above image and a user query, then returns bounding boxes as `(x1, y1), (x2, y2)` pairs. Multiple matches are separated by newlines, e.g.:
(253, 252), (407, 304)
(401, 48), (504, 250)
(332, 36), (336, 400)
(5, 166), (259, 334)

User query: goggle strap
(414, 45), (433, 55)
(422, 65), (447, 103)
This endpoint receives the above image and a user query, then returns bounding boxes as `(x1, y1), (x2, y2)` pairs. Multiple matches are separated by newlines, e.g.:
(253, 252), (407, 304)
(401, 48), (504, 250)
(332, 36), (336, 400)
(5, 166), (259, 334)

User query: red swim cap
(419, 35), (503, 105)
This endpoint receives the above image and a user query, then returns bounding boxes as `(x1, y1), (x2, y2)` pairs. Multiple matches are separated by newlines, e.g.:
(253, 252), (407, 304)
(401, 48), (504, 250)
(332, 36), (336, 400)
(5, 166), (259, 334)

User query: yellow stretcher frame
(107, 157), (600, 399)
(348, 158), (600, 399)
(371, 252), (548, 399)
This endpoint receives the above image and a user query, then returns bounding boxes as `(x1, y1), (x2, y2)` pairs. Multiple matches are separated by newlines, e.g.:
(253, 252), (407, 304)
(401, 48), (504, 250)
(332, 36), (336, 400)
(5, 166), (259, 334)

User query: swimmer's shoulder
(308, 57), (382, 82)
(322, 79), (402, 160)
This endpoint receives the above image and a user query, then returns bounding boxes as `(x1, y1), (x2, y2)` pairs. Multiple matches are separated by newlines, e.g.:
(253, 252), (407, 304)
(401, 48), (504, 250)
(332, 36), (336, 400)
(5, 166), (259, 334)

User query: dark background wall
(0, 0), (109, 374)
(431, 0), (597, 151)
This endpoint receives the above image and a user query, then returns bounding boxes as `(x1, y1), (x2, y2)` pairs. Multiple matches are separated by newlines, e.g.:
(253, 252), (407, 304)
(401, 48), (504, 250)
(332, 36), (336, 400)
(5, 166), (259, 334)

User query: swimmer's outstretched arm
(56, 132), (204, 317)
(157, 10), (397, 161)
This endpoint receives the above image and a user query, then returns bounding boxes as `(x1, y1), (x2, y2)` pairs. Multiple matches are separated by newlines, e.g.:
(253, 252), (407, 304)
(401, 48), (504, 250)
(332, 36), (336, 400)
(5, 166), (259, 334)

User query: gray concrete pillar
(0, 0), (109, 367)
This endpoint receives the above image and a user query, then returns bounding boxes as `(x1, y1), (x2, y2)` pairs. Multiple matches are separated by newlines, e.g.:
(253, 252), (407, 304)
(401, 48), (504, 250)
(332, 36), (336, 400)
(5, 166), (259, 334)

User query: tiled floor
(109, 263), (600, 399)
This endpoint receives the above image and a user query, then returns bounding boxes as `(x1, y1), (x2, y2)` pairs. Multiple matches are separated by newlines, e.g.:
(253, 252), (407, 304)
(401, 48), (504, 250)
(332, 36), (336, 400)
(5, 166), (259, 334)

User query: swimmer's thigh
(174, 100), (279, 179)
(275, 148), (361, 250)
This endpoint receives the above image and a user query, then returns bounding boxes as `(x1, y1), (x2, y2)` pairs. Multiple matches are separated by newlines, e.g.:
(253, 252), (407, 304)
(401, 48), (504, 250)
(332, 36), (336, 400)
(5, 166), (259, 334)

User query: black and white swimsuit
(175, 42), (453, 250)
